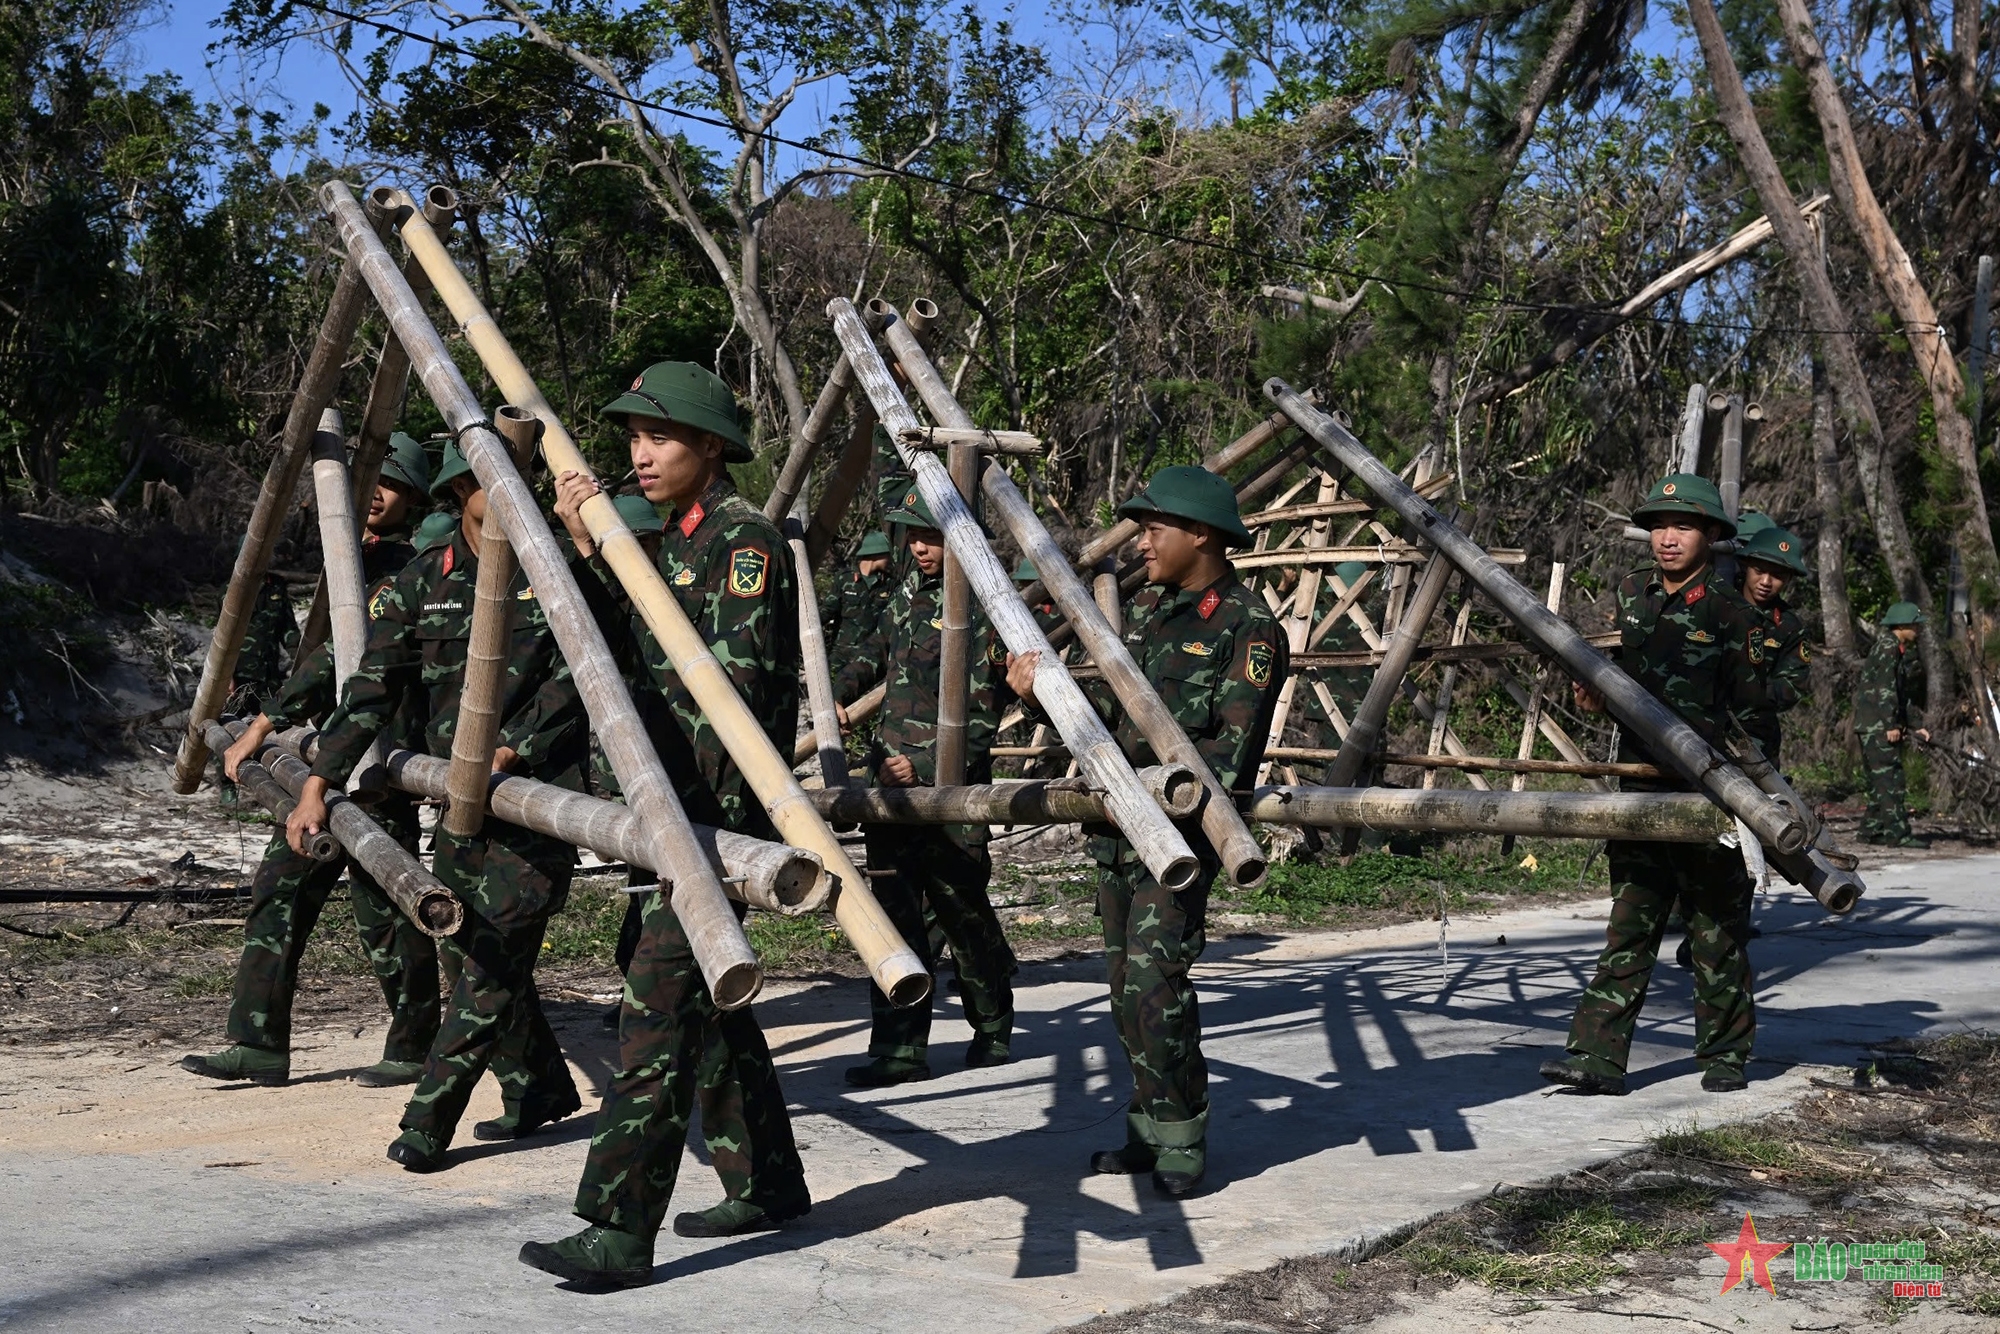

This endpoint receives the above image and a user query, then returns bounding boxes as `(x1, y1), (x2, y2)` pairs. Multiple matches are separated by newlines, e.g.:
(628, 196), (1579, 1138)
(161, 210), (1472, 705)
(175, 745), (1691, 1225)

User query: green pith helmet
(1013, 557), (1038, 582)
(1631, 473), (1735, 539)
(1116, 465), (1252, 547)
(1333, 560), (1368, 588)
(601, 362), (752, 463)
(1739, 524), (1808, 576)
(612, 493), (666, 535)
(1733, 508), (1775, 541)
(429, 441), (475, 502)
(413, 510), (457, 553)
(379, 432), (432, 497)
(857, 531), (893, 559)
(885, 482), (938, 529)
(1882, 601), (1926, 627)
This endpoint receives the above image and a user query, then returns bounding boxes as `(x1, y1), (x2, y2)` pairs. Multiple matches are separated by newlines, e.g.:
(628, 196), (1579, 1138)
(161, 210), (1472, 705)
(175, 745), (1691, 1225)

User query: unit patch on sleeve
(1245, 640), (1274, 686)
(367, 584), (393, 620)
(727, 546), (770, 598)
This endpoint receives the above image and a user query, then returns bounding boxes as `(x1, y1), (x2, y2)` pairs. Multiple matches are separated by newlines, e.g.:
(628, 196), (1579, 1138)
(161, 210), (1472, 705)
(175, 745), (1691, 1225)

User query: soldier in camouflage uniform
(1543, 474), (1768, 1098)
(183, 436), (436, 1088)
(233, 571), (301, 710)
(832, 486), (1017, 1087)
(1856, 601), (1929, 846)
(1008, 466), (1287, 1199)
(287, 442), (588, 1171)
(824, 529), (894, 669)
(521, 362), (807, 1290)
(1733, 522), (1812, 765)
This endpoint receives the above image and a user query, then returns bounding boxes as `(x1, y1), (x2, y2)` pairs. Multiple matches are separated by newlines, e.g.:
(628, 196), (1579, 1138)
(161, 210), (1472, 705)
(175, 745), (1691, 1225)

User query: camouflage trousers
(572, 890), (807, 1240)
(861, 826), (1015, 1063)
(1099, 854), (1211, 1146)
(1859, 735), (1910, 842)
(400, 826), (577, 1144)
(1565, 839), (1756, 1079)
(226, 808), (439, 1064)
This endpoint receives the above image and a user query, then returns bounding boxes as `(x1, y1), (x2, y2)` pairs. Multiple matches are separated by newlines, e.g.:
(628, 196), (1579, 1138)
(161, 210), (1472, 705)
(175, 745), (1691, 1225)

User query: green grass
(1396, 1182), (1720, 1292)
(171, 966), (235, 998)
(1241, 842), (1603, 923)
(1651, 1121), (1808, 1172)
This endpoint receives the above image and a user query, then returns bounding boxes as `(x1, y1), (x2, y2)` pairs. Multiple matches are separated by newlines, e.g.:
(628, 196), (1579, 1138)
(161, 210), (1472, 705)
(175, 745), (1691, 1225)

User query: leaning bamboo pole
(1266, 378), (1823, 869)
(1716, 393), (1745, 519)
(763, 353), (859, 525)
(309, 411), (368, 684)
(212, 721), (462, 937)
(935, 435), (978, 786)
(324, 181), (764, 1008)
(841, 300), (1201, 891)
(387, 189), (925, 1007)
(1324, 552), (1455, 788)
(804, 407), (881, 569)
(173, 245), (373, 793)
(442, 407), (539, 838)
(788, 502), (850, 789)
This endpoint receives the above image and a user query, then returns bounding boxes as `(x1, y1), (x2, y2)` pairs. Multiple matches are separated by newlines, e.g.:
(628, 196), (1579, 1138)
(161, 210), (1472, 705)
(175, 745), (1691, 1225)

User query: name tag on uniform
(423, 601), (464, 614)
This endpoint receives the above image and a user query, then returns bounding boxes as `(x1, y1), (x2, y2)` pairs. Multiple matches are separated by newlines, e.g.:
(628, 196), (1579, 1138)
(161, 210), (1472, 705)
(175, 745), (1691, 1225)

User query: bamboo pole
(1232, 545), (1527, 570)
(898, 425), (1045, 455)
(222, 738), (340, 862)
(1268, 749), (1662, 779)
(442, 406), (540, 838)
(1091, 556), (1122, 634)
(1510, 564), (1568, 792)
(764, 355), (859, 525)
(935, 436), (978, 786)
(1676, 383), (1708, 474)
(1266, 377), (1816, 858)
(294, 188), (450, 668)
(268, 728), (827, 914)
(812, 766), (1201, 825)
(213, 721), (463, 938)
(1243, 785), (1733, 842)
(804, 406), (880, 569)
(172, 246), (374, 794)
(386, 190), (924, 1007)
(1716, 393), (1745, 519)
(847, 301), (1206, 890)
(324, 182), (765, 1008)
(852, 304), (1208, 888)
(309, 411), (368, 684)
(1323, 552), (1455, 788)
(1260, 471), (1337, 784)
(1423, 602), (1475, 790)
(1245, 485), (1456, 528)
(788, 501), (851, 788)
(1499, 674), (1611, 793)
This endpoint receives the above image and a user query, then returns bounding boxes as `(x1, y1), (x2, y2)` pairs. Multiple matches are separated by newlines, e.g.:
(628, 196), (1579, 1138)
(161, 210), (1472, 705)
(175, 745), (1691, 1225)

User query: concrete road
(2, 854), (1992, 1332)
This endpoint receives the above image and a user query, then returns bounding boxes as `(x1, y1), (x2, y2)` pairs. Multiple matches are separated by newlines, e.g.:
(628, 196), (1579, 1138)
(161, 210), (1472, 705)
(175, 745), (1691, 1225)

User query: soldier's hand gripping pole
(322, 179), (763, 1008)
(209, 721), (463, 937)
(1719, 726), (1864, 913)
(173, 231), (375, 793)
(1264, 377), (1812, 859)
(385, 187), (927, 1007)
(829, 297), (1203, 892)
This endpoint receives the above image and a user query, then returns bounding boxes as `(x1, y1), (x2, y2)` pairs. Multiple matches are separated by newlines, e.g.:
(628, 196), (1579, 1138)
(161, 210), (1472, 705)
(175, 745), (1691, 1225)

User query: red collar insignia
(441, 542), (455, 576)
(1684, 582), (1705, 606)
(678, 501), (705, 538)
(1197, 589), (1222, 620)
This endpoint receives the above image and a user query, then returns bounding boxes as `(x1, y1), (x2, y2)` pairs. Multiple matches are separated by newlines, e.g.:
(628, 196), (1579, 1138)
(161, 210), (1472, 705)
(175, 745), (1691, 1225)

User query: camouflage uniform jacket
(1741, 594), (1811, 759)
(1611, 562), (1768, 785)
(823, 565), (893, 672)
(573, 476), (798, 836)
(264, 535), (416, 732)
(310, 529), (586, 793)
(1853, 631), (1920, 742)
(234, 572), (300, 699)
(1041, 574), (1287, 866)
(833, 565), (1013, 846)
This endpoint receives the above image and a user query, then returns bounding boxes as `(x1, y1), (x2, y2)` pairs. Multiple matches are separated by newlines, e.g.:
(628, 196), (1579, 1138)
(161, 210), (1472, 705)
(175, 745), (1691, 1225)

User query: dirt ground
(1084, 1033), (2000, 1333)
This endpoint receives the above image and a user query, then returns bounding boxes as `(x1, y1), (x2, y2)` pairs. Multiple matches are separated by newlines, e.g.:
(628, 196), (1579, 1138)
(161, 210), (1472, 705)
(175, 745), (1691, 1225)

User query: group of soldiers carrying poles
(163, 181), (1873, 1290)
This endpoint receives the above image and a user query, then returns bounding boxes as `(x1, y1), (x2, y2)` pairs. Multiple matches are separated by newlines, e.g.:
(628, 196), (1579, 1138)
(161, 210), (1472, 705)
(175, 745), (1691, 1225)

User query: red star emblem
(1707, 1211), (1788, 1295)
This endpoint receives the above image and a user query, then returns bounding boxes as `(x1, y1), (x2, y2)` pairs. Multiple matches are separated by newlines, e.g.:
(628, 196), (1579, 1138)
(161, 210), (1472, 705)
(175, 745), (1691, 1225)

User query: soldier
(1005, 465), (1287, 1199)
(1734, 522), (1812, 765)
(824, 529), (895, 669)
(234, 571), (301, 710)
(1542, 474), (1767, 1098)
(832, 486), (1017, 1087)
(286, 442), (588, 1170)
(520, 362), (808, 1289)
(1855, 602), (1930, 846)
(182, 435), (436, 1087)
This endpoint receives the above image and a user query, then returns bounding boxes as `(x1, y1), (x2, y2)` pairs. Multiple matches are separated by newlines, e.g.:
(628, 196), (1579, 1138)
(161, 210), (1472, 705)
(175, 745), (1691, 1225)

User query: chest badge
(1246, 640), (1274, 686)
(1181, 640), (1212, 657)
(1197, 589), (1221, 620)
(1686, 629), (1714, 644)
(930, 616), (943, 629)
(516, 586), (536, 602)
(1763, 637), (1781, 649)
(672, 567), (696, 587)
(728, 546), (769, 598)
